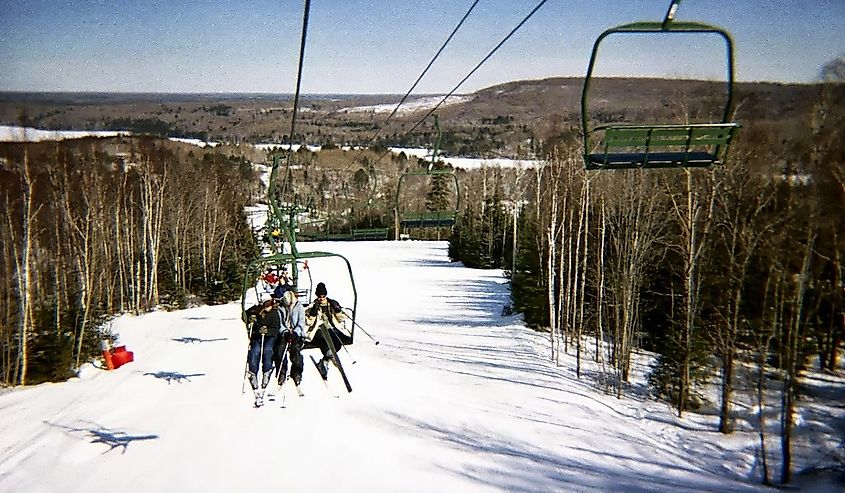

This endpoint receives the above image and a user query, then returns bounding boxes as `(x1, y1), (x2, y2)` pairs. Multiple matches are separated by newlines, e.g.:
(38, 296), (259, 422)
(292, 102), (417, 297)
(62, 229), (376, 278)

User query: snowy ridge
(2, 241), (838, 492)
(339, 95), (473, 114)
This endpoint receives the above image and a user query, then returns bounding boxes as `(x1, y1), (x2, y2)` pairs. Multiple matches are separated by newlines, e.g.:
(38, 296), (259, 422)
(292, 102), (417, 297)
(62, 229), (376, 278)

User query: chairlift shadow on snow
(143, 371), (206, 384)
(45, 420), (159, 455)
(171, 336), (228, 344)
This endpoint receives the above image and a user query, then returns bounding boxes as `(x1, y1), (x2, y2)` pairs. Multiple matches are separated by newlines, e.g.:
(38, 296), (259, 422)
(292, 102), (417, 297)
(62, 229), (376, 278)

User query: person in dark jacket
(304, 282), (346, 380)
(272, 266), (294, 300)
(245, 298), (283, 405)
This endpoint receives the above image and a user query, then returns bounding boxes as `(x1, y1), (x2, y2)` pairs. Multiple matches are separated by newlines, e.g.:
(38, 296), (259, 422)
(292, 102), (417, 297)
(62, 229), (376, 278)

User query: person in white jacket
(279, 289), (306, 386)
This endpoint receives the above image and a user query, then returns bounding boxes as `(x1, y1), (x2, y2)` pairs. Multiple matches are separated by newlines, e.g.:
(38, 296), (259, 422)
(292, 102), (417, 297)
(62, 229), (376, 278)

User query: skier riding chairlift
(304, 282), (349, 380)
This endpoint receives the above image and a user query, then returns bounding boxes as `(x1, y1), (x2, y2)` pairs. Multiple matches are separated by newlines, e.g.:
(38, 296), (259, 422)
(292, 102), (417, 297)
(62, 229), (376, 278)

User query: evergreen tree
(449, 202), (482, 266)
(511, 206), (547, 328)
(425, 170), (451, 212)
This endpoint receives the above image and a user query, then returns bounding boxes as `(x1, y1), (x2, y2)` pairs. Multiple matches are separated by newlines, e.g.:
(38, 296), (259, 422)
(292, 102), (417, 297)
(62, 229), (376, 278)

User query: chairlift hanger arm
(428, 114), (442, 172)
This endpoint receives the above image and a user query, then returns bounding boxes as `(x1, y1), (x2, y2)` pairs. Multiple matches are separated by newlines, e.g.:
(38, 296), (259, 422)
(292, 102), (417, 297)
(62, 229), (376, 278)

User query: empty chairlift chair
(580, 0), (740, 170)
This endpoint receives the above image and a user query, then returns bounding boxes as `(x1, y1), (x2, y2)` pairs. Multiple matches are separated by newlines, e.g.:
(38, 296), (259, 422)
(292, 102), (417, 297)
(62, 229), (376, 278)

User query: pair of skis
(260, 339), (304, 407)
(308, 315), (353, 393)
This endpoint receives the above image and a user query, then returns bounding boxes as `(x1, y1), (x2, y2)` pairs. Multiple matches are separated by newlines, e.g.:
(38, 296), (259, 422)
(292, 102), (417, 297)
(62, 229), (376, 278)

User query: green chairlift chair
(393, 115), (461, 237)
(581, 0), (740, 170)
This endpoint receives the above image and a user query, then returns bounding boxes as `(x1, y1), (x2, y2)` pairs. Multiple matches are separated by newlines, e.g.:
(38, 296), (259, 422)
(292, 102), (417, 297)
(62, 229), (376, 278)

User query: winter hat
(315, 282), (327, 297)
(262, 298), (275, 308)
(282, 290), (297, 307)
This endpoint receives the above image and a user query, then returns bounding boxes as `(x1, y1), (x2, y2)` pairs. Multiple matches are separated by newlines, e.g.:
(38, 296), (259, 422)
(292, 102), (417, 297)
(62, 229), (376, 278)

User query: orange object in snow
(111, 345), (135, 369)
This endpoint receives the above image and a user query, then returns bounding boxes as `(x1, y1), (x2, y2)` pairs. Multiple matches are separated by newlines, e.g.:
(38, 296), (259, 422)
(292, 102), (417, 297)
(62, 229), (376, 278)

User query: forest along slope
(1, 241), (777, 493)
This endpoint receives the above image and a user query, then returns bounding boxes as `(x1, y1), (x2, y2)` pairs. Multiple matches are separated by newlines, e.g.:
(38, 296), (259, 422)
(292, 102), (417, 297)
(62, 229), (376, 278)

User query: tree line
(448, 86), (844, 484)
(0, 137), (258, 385)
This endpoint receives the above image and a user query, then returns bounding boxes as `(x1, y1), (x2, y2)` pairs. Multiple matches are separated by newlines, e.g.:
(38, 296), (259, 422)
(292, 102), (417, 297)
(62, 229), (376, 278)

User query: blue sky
(1, 0), (843, 94)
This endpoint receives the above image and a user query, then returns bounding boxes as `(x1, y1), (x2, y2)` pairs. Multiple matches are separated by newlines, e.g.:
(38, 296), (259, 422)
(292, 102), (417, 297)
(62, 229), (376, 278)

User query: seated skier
(276, 290), (307, 388)
(304, 282), (347, 380)
(244, 297), (283, 406)
(272, 265), (294, 300)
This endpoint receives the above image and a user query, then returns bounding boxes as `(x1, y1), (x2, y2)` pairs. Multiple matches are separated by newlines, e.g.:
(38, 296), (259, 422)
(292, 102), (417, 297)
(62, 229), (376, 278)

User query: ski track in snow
(0, 241), (833, 492)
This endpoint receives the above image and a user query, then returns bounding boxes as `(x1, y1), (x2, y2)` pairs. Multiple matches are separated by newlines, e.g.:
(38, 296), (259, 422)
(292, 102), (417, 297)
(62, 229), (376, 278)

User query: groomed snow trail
(0, 241), (771, 493)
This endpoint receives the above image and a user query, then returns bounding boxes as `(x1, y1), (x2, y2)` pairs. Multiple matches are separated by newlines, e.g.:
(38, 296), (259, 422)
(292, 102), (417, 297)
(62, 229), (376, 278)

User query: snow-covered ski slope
(0, 241), (831, 493)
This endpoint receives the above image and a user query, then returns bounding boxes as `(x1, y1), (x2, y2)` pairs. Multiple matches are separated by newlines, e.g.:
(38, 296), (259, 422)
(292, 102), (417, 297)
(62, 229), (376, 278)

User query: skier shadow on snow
(171, 336), (228, 344)
(45, 420), (159, 455)
(143, 371), (205, 384)
(376, 411), (761, 493)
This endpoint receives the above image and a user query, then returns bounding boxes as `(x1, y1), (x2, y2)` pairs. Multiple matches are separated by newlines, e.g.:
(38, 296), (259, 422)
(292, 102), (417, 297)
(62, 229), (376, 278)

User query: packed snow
(2, 240), (841, 493)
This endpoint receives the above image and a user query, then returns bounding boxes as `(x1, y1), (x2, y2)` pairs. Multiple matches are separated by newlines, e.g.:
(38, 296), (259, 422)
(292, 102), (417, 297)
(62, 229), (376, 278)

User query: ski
(278, 377), (305, 408)
(310, 355), (345, 398)
(311, 355), (328, 381)
(315, 323), (353, 393)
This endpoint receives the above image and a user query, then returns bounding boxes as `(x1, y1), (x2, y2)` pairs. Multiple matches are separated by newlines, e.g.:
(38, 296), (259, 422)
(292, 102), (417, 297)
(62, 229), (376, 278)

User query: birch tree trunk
(780, 229), (816, 484)
(668, 169), (717, 417)
(9, 150), (40, 385)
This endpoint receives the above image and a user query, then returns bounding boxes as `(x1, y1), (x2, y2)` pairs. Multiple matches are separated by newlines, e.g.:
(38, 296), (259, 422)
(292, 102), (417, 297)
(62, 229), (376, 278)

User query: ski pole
(241, 325), (253, 394)
(277, 339), (290, 384)
(258, 333), (265, 379)
(342, 308), (379, 345)
(341, 343), (356, 364)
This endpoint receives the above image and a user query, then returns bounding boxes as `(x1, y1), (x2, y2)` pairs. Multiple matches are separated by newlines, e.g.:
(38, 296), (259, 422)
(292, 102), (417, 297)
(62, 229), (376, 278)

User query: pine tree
(425, 170), (451, 212)
(511, 207), (547, 328)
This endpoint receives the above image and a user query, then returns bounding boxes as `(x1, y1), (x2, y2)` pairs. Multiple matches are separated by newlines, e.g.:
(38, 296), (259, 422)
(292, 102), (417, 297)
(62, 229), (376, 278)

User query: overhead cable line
(279, 0), (312, 200)
(364, 1), (481, 146)
(367, 0), (551, 169)
(406, 0), (550, 135)
(344, 0), (482, 172)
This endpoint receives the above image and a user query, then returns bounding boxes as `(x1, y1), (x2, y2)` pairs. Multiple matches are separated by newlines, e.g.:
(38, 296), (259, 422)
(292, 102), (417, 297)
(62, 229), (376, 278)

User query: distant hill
(1, 78), (840, 158)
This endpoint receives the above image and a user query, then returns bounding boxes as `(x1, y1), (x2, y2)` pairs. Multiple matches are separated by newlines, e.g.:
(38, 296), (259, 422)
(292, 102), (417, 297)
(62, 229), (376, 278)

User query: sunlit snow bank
(0, 125), (226, 148)
(340, 95), (473, 114)
(0, 125), (131, 142)
(168, 137), (218, 148)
